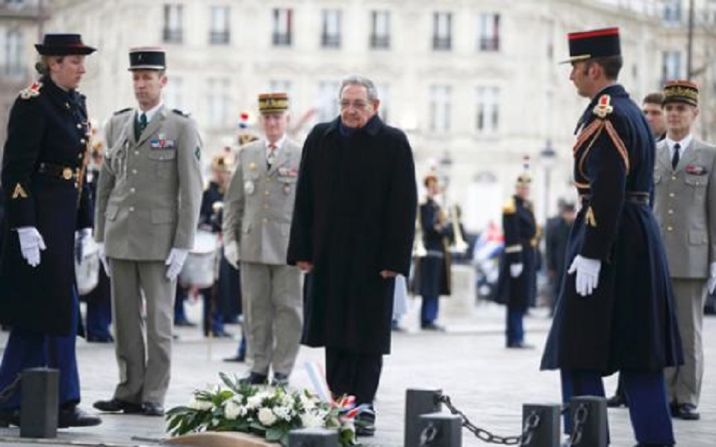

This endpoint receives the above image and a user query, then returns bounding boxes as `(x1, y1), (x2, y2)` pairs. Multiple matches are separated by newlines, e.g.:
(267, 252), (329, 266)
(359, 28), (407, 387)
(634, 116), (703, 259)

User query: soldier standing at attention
(92, 47), (202, 417)
(655, 80), (716, 421)
(540, 28), (683, 446)
(222, 93), (303, 387)
(496, 165), (538, 349)
(0, 33), (101, 428)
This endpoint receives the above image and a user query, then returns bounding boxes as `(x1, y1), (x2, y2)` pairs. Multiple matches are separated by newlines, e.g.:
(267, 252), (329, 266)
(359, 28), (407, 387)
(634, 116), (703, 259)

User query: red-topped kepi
(34, 33), (96, 55)
(561, 27), (620, 64)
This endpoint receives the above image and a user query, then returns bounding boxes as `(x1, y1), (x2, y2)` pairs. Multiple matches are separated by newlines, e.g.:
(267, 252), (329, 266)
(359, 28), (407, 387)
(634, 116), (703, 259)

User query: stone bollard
(288, 428), (339, 447)
(405, 388), (443, 447)
(521, 404), (561, 447)
(568, 396), (607, 447)
(20, 367), (59, 438)
(418, 412), (462, 447)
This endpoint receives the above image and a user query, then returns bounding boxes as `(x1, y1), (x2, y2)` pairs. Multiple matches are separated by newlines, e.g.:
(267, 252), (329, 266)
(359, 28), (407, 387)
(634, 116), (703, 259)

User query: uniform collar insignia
(19, 81), (43, 100)
(592, 94), (613, 118)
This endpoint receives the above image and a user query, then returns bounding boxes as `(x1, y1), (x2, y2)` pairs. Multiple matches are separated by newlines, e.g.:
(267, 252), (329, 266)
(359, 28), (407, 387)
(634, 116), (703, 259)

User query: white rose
(258, 407), (277, 426)
(301, 412), (323, 428)
(224, 401), (241, 420)
(273, 406), (292, 421)
(300, 395), (316, 410)
(189, 398), (213, 411)
(238, 405), (249, 417)
(246, 395), (263, 409)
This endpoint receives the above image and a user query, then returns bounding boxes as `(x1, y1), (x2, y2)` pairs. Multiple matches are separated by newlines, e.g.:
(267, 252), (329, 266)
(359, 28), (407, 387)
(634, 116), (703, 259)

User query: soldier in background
(417, 174), (451, 331)
(655, 80), (716, 421)
(222, 93), (302, 386)
(545, 201), (575, 315)
(93, 47), (202, 417)
(495, 167), (538, 349)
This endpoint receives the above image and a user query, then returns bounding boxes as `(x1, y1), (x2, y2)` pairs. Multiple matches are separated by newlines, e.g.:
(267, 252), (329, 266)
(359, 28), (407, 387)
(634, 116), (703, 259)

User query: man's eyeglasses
(340, 100), (370, 110)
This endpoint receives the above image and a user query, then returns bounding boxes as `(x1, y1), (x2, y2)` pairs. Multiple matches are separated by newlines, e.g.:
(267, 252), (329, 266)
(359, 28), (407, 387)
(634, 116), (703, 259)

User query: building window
(163, 4), (184, 44)
(272, 8), (292, 47)
(207, 78), (231, 129)
(432, 12), (452, 51)
(376, 83), (390, 123)
(4, 29), (24, 76)
(663, 0), (682, 24)
(321, 9), (341, 48)
(317, 81), (340, 122)
(429, 85), (451, 132)
(661, 51), (682, 83)
(370, 10), (390, 49)
(475, 87), (500, 134)
(164, 76), (184, 110)
(477, 13), (500, 52)
(209, 6), (230, 45)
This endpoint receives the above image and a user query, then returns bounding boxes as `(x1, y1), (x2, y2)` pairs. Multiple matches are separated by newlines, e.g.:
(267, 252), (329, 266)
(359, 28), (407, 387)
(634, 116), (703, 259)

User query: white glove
(165, 248), (189, 281)
(510, 263), (524, 278)
(74, 228), (92, 263)
(224, 240), (239, 269)
(17, 227), (46, 268)
(568, 255), (602, 297)
(96, 242), (111, 276)
(708, 262), (716, 295)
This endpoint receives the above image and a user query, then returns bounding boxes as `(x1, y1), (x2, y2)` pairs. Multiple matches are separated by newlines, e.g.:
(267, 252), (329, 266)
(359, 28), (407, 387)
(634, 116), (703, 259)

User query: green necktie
(134, 112), (147, 140)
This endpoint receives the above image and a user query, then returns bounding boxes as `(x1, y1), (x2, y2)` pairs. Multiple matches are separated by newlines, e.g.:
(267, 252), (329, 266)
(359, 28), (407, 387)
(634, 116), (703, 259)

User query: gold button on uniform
(671, 176), (677, 181)
(667, 226), (673, 232)
(129, 206), (135, 212)
(669, 193), (675, 198)
(668, 209), (674, 215)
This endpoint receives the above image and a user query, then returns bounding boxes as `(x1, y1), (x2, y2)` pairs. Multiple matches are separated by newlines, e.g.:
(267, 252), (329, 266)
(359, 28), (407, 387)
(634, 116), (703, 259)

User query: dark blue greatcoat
(495, 195), (538, 310)
(287, 116), (417, 355)
(0, 76), (92, 336)
(541, 84), (683, 374)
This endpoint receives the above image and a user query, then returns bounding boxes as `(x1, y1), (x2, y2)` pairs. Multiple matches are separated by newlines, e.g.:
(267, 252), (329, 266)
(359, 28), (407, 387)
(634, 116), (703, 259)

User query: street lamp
(540, 140), (557, 219)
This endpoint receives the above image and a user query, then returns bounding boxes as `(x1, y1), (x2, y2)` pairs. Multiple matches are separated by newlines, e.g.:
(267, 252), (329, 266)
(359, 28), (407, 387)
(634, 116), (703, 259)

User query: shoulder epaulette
(502, 197), (516, 215)
(172, 108), (190, 117)
(592, 94), (614, 119)
(19, 81), (43, 100)
(113, 107), (132, 115)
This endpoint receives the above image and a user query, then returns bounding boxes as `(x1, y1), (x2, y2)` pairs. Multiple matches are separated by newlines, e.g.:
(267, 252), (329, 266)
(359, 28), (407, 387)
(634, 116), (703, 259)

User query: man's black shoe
(239, 372), (268, 385)
(272, 373), (289, 387)
(506, 341), (535, 349)
(87, 334), (114, 343)
(58, 406), (102, 428)
(174, 319), (196, 328)
(421, 322), (445, 332)
(93, 398), (142, 414)
(142, 402), (164, 417)
(223, 354), (246, 363)
(673, 403), (700, 420)
(0, 409), (19, 427)
(606, 393), (627, 408)
(355, 406), (376, 437)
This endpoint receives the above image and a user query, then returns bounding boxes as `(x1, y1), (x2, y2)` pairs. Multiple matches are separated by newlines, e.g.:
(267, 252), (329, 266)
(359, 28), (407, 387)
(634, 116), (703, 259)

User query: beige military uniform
(222, 137), (302, 377)
(95, 105), (202, 405)
(654, 137), (716, 407)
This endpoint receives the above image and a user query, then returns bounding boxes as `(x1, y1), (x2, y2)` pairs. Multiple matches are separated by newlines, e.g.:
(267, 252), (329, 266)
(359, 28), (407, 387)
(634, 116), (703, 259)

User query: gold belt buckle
(62, 167), (73, 180)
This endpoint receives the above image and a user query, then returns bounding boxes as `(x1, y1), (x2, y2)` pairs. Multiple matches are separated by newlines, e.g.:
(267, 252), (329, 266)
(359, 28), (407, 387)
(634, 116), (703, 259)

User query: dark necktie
(267, 144), (276, 169)
(134, 112), (147, 140)
(671, 143), (681, 170)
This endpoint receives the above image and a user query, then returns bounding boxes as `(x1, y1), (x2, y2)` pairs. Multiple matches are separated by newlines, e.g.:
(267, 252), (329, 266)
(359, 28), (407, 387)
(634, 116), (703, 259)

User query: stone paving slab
(0, 300), (714, 446)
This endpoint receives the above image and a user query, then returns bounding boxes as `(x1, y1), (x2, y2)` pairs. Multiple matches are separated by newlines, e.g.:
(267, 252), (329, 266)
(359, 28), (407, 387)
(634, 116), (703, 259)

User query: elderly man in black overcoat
(540, 28), (682, 446)
(0, 34), (101, 427)
(287, 75), (417, 437)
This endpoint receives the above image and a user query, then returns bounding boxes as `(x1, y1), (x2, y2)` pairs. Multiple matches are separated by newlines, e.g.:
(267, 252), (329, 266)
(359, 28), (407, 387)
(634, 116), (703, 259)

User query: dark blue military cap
(35, 33), (96, 55)
(128, 47), (166, 71)
(562, 27), (620, 64)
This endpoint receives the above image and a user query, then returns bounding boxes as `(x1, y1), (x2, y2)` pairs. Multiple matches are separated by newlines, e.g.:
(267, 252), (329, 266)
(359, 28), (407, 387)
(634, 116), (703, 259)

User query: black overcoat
(495, 195), (538, 310)
(417, 199), (451, 297)
(0, 76), (92, 336)
(541, 84), (683, 373)
(287, 116), (417, 355)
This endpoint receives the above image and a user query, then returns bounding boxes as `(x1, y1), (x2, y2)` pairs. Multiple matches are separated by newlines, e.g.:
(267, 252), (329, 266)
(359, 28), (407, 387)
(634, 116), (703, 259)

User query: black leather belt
(580, 192), (649, 205)
(37, 162), (79, 181)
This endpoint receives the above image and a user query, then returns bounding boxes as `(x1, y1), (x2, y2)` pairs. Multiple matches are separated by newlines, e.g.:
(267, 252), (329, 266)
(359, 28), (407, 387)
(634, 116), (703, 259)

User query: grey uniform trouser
(240, 262), (302, 376)
(109, 259), (175, 405)
(665, 278), (707, 406)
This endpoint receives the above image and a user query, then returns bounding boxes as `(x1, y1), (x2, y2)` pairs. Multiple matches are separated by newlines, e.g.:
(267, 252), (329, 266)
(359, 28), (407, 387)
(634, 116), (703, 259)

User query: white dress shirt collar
(137, 101), (164, 124)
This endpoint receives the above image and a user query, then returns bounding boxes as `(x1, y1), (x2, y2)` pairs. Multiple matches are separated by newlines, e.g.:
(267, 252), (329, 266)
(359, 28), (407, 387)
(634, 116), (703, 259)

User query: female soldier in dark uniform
(496, 172), (538, 348)
(0, 34), (101, 427)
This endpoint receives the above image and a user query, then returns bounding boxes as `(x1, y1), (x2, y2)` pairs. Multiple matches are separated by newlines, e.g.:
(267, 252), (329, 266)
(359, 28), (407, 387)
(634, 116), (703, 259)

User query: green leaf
(265, 426), (285, 442)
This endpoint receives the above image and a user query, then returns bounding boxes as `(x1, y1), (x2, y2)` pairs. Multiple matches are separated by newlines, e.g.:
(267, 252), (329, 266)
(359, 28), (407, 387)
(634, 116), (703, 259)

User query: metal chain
(566, 403), (589, 446)
(0, 375), (21, 404)
(438, 394), (540, 445)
